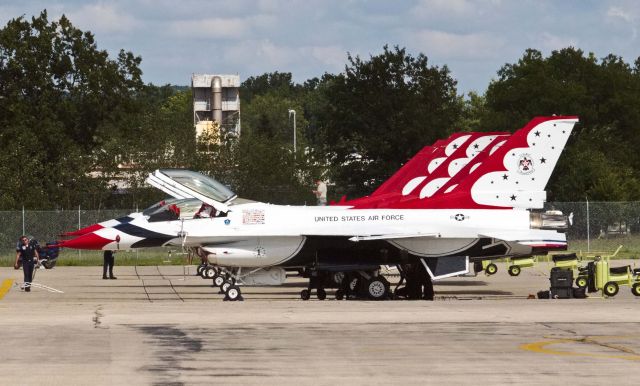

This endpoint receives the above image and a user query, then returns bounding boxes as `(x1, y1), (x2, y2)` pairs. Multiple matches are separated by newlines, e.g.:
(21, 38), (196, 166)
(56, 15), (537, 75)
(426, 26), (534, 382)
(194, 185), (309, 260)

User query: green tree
(0, 10), (145, 209)
(317, 45), (461, 198)
(482, 47), (640, 201)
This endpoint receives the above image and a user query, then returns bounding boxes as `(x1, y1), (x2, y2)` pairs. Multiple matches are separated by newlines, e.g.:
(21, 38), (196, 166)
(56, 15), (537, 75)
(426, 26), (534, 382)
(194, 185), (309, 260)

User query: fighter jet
(59, 116), (578, 301)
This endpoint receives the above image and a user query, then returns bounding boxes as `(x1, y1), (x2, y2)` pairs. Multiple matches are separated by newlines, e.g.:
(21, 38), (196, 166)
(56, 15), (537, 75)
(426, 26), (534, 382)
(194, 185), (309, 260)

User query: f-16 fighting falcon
(59, 116), (578, 301)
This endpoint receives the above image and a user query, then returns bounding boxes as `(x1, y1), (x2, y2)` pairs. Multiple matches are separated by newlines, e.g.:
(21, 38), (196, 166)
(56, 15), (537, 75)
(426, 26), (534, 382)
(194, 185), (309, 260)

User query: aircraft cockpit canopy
(159, 169), (236, 203)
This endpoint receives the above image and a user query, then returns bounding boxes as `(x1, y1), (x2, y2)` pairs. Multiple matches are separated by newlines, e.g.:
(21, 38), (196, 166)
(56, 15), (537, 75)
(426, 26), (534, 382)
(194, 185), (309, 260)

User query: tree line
(2, 11), (640, 209)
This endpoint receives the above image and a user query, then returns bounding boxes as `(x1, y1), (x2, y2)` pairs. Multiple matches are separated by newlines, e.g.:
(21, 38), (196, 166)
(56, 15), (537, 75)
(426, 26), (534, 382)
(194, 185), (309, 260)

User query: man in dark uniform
(14, 236), (39, 292)
(103, 250), (117, 279)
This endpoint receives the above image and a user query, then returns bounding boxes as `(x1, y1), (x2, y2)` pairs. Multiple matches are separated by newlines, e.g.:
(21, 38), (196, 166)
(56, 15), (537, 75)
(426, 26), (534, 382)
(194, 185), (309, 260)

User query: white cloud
(412, 0), (476, 17)
(226, 39), (296, 67)
(536, 32), (579, 52)
(607, 6), (634, 23)
(411, 29), (506, 60)
(308, 45), (346, 69)
(605, 4), (638, 40)
(168, 17), (249, 39)
(66, 4), (136, 34)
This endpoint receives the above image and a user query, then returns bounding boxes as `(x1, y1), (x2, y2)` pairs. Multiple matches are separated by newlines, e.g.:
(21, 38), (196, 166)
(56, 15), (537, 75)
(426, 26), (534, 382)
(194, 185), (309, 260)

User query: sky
(1, 0), (639, 94)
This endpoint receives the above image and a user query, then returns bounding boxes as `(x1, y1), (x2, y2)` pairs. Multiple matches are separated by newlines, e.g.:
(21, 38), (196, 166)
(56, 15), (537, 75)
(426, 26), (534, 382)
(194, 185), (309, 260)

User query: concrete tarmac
(1, 261), (639, 385)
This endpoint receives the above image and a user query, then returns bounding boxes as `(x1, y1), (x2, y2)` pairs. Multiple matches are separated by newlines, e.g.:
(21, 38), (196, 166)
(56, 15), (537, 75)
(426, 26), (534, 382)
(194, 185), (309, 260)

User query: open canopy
(145, 169), (237, 213)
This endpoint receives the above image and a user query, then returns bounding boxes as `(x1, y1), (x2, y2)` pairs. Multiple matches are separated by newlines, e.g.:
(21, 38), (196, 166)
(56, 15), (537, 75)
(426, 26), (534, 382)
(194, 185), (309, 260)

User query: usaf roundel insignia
(224, 219), (231, 225)
(454, 213), (466, 221)
(517, 153), (534, 175)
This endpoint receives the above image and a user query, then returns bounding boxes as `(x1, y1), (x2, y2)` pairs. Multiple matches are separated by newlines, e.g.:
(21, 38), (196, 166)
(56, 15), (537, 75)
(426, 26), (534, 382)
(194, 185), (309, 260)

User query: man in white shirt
(313, 179), (327, 206)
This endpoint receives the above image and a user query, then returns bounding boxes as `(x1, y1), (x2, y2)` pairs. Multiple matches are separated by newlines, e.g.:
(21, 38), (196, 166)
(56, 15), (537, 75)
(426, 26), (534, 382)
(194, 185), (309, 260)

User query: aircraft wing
(348, 233), (439, 242)
(479, 230), (567, 248)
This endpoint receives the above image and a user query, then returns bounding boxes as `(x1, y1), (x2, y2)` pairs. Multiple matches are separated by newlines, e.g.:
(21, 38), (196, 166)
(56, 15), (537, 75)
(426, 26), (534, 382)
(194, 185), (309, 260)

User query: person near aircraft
(15, 236), (39, 292)
(313, 179), (327, 206)
(103, 250), (117, 279)
(194, 202), (216, 218)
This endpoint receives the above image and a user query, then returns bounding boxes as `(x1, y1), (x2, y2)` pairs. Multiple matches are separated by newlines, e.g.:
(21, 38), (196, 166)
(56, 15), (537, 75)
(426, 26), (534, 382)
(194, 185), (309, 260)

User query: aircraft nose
(57, 231), (114, 250)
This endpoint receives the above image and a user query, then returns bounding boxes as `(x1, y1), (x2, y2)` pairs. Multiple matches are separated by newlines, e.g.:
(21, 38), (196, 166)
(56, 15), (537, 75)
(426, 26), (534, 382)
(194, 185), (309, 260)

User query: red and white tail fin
(381, 116), (579, 209)
(409, 132), (508, 199)
(338, 133), (464, 206)
(370, 144), (436, 197)
(396, 136), (459, 197)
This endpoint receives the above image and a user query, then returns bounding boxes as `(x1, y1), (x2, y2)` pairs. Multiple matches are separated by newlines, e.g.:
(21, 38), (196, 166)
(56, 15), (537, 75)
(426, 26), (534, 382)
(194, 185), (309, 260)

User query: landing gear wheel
(485, 263), (498, 276)
(225, 285), (243, 301)
(213, 275), (225, 287)
(631, 283), (640, 297)
(603, 281), (619, 297)
(300, 289), (311, 300)
(508, 265), (521, 277)
(317, 288), (327, 300)
(576, 276), (588, 289)
(204, 267), (216, 279)
(367, 278), (388, 300)
(332, 272), (345, 286)
(335, 289), (345, 300)
(221, 280), (233, 294)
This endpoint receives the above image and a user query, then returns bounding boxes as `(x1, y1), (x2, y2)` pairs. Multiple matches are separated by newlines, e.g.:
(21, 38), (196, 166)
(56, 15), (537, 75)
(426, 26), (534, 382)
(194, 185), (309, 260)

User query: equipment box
(550, 267), (573, 288)
(551, 287), (573, 299)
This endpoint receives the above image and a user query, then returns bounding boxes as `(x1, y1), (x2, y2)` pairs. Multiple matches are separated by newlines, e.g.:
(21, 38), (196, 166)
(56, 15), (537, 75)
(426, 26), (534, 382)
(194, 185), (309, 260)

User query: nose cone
(58, 227), (144, 250)
(57, 232), (114, 250)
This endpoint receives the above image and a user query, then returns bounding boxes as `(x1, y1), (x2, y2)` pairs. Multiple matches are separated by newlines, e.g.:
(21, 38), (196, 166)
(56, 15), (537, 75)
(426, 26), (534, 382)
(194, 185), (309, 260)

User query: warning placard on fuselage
(243, 209), (265, 225)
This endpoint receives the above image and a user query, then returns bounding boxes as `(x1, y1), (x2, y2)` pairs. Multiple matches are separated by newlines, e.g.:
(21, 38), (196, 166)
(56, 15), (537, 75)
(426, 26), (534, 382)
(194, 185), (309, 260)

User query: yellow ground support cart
(591, 256), (640, 297)
(473, 256), (536, 277)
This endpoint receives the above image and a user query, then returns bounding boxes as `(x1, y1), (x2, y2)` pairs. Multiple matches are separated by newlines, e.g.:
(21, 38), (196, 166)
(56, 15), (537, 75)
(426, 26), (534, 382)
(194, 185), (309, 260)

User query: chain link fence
(3, 202), (640, 260)
(0, 208), (134, 262)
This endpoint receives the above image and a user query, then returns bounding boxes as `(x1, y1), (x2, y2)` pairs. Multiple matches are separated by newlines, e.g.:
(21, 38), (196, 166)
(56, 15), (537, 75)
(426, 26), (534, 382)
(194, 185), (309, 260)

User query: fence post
(586, 197), (590, 252)
(22, 206), (25, 235)
(78, 205), (82, 259)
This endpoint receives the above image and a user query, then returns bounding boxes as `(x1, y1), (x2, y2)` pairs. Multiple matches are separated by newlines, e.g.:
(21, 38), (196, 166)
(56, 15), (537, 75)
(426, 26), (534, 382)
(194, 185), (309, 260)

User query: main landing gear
(299, 269), (391, 301)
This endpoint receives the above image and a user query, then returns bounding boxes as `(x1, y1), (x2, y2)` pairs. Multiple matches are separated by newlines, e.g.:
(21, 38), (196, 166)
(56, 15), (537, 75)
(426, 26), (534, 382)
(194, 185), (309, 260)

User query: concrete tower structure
(191, 74), (241, 139)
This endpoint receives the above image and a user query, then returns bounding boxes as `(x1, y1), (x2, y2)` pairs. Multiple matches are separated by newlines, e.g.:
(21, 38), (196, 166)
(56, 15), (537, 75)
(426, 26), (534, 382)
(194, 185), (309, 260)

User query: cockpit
(143, 169), (254, 222)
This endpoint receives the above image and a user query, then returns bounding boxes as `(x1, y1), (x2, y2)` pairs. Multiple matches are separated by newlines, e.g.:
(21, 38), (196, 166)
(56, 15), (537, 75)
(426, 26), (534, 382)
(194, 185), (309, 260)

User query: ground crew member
(14, 236), (39, 292)
(313, 179), (327, 206)
(103, 250), (117, 279)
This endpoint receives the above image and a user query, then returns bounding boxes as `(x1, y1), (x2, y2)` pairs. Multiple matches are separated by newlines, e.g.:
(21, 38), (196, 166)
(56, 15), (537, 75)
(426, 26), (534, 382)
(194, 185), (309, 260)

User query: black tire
(225, 285), (242, 301)
(575, 276), (588, 289)
(204, 267), (216, 279)
(300, 289), (311, 300)
(335, 289), (344, 300)
(508, 265), (521, 277)
(317, 288), (327, 300)
(213, 275), (225, 287)
(196, 265), (205, 275)
(221, 281), (232, 294)
(631, 283), (640, 297)
(367, 278), (388, 300)
(603, 281), (619, 297)
(486, 263), (498, 275)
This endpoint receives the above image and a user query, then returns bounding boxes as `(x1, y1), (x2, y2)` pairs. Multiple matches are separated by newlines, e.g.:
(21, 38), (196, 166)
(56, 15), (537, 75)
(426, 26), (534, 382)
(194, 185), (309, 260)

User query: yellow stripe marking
(0, 279), (14, 299)
(521, 335), (640, 361)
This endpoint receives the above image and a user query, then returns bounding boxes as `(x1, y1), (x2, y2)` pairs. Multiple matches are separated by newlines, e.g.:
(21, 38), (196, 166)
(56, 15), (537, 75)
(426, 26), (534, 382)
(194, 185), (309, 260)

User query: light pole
(288, 109), (296, 157)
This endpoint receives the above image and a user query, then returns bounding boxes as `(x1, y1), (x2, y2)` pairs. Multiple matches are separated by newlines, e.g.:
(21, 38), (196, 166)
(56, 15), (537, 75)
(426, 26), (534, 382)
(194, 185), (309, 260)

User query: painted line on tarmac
(521, 335), (640, 361)
(0, 279), (14, 299)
